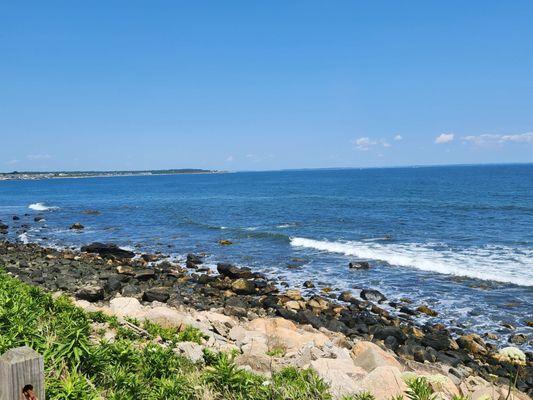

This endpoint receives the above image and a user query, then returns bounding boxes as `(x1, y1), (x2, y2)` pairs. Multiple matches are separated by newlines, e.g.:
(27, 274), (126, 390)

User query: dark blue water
(1, 165), (532, 346)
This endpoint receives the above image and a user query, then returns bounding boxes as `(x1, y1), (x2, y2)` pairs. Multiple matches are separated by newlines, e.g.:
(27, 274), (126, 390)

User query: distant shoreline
(0, 169), (226, 181)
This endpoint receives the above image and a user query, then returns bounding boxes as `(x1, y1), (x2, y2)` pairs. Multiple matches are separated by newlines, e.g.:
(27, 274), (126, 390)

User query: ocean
(1, 164), (532, 347)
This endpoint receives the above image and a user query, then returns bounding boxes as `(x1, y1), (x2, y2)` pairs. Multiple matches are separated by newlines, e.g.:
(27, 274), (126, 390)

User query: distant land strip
(0, 169), (225, 181)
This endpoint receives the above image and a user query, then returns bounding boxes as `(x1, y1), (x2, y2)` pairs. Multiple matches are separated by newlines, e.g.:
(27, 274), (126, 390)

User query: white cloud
(394, 135), (403, 141)
(435, 133), (454, 144)
(226, 155), (234, 162)
(26, 153), (52, 160)
(353, 137), (392, 151)
(462, 132), (533, 146)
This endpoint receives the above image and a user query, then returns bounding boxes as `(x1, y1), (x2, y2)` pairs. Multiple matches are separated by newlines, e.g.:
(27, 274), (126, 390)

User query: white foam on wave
(28, 202), (59, 211)
(290, 237), (533, 286)
(18, 232), (30, 244)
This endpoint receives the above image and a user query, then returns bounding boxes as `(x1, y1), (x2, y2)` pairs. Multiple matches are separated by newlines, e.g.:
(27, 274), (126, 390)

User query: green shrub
(406, 377), (436, 400)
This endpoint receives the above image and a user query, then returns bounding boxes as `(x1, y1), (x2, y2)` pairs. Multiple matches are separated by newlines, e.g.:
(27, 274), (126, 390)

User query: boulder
(218, 239), (232, 245)
(186, 253), (203, 268)
(175, 342), (204, 363)
(217, 263), (254, 279)
(69, 223), (84, 230)
(231, 278), (256, 295)
(109, 297), (143, 318)
(349, 261), (370, 269)
(142, 287), (171, 303)
(351, 341), (402, 372)
(104, 275), (123, 292)
(143, 307), (191, 329)
(80, 242), (135, 259)
(134, 269), (156, 281)
(360, 289), (386, 303)
(310, 358), (366, 398)
(417, 305), (438, 317)
(75, 285), (104, 302)
(285, 289), (302, 301)
(359, 366), (407, 400)
(303, 280), (315, 288)
(456, 334), (488, 355)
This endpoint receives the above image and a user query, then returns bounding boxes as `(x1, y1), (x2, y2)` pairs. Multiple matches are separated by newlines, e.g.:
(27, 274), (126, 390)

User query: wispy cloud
(435, 133), (454, 144)
(4, 159), (19, 165)
(393, 135), (403, 141)
(352, 137), (392, 151)
(462, 132), (533, 146)
(26, 153), (52, 160)
(226, 155), (234, 162)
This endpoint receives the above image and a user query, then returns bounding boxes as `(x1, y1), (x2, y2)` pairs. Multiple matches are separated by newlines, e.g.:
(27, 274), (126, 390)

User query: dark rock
(373, 326), (407, 344)
(400, 306), (418, 316)
(0, 222), (8, 230)
(75, 285), (104, 302)
(143, 287), (171, 303)
(34, 216), (44, 222)
(349, 261), (370, 269)
(384, 336), (399, 350)
(303, 280), (315, 288)
(217, 263), (254, 279)
(80, 242), (135, 259)
(186, 253), (203, 268)
(360, 289), (386, 303)
(104, 275), (123, 292)
(134, 269), (156, 281)
(218, 239), (232, 245)
(122, 284), (141, 296)
(12, 216), (20, 220)
(421, 331), (457, 351)
(69, 223), (84, 230)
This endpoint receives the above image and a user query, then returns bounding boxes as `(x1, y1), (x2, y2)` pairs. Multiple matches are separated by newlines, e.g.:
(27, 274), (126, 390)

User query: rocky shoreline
(0, 238), (531, 398)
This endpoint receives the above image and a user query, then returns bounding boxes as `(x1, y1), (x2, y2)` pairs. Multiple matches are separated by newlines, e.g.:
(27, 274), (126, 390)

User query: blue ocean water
(1, 164), (532, 345)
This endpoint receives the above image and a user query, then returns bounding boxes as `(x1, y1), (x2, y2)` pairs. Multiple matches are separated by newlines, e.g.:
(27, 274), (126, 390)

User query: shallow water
(0, 165), (532, 348)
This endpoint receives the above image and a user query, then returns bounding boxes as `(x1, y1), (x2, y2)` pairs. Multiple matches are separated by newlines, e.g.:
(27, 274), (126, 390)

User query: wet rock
(75, 285), (104, 302)
(0, 222), (8, 230)
(349, 261), (370, 269)
(400, 306), (418, 316)
(69, 223), (84, 230)
(143, 287), (171, 303)
(81, 242), (135, 259)
(12, 215), (20, 220)
(508, 333), (527, 345)
(361, 289), (386, 303)
(417, 305), (438, 317)
(303, 280), (315, 288)
(217, 263), (254, 279)
(231, 279), (256, 295)
(186, 253), (203, 268)
(34, 216), (45, 222)
(338, 291), (357, 303)
(218, 239), (232, 245)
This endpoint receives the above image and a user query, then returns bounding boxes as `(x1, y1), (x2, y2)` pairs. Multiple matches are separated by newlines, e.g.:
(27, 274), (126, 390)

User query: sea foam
(28, 202), (59, 211)
(290, 237), (533, 287)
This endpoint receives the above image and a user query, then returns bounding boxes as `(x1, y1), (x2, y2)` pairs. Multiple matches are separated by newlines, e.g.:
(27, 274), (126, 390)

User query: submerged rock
(349, 261), (370, 269)
(69, 223), (84, 230)
(361, 289), (386, 303)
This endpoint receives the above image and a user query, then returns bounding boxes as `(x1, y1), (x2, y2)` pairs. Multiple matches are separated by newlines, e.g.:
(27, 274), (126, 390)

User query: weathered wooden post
(0, 346), (45, 400)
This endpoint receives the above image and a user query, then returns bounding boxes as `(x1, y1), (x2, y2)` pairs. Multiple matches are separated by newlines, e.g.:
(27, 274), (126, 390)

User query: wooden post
(0, 346), (45, 400)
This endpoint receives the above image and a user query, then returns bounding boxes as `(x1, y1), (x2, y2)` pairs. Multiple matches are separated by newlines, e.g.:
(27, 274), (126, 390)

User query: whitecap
(18, 232), (30, 244)
(290, 237), (533, 287)
(28, 202), (59, 211)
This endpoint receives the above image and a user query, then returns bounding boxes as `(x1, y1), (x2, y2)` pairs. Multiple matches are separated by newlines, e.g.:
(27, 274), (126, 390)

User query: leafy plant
(406, 377), (436, 400)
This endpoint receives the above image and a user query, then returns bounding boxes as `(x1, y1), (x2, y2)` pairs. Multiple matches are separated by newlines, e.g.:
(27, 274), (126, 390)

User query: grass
(0, 268), (337, 399)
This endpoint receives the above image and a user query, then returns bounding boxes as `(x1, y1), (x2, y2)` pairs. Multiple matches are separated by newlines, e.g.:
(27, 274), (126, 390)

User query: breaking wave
(290, 237), (533, 286)
(28, 203), (59, 211)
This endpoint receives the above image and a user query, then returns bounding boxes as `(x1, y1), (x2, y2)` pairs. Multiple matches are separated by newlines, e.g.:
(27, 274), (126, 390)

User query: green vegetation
(0, 269), (335, 399)
(405, 377), (436, 400)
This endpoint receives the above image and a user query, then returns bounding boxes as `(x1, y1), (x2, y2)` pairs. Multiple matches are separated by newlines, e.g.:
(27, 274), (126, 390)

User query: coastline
(1, 239), (531, 397)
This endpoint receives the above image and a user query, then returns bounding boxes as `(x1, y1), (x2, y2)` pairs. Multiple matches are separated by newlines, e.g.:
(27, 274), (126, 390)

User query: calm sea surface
(1, 165), (532, 347)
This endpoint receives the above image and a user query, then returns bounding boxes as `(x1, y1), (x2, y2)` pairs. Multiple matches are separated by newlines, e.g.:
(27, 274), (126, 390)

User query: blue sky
(1, 1), (532, 171)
